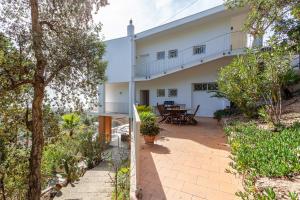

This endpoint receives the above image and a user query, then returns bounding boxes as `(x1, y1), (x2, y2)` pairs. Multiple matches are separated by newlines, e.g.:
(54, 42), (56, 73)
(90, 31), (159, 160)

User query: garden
(215, 0), (300, 198)
(0, 112), (105, 199)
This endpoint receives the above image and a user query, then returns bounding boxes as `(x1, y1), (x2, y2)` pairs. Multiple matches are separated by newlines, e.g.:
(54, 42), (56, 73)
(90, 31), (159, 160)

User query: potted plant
(139, 111), (160, 144)
(140, 120), (160, 144)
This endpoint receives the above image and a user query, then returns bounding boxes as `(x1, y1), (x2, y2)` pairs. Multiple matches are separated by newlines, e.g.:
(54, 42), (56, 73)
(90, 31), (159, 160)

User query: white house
(99, 5), (251, 117)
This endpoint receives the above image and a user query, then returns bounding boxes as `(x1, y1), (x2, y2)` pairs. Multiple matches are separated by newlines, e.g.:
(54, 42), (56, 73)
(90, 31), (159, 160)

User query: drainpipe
(128, 19), (135, 118)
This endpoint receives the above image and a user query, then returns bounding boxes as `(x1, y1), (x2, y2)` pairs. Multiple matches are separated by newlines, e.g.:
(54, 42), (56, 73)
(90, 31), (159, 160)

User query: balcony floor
(139, 117), (243, 200)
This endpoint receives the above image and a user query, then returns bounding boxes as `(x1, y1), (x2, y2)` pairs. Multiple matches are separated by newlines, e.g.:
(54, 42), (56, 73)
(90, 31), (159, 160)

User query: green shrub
(218, 45), (293, 124)
(226, 122), (300, 177)
(139, 111), (156, 123)
(213, 108), (238, 121)
(140, 120), (160, 136)
(217, 53), (262, 118)
(42, 135), (82, 184)
(0, 145), (29, 199)
(117, 167), (130, 199)
(75, 128), (102, 168)
(136, 105), (152, 113)
(62, 113), (81, 136)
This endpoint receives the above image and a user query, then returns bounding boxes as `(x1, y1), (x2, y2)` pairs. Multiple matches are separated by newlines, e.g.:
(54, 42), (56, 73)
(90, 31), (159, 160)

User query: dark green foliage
(75, 129), (102, 169)
(138, 109), (160, 136)
(140, 120), (160, 136)
(0, 145), (29, 199)
(139, 111), (156, 123)
(213, 108), (239, 121)
(225, 122), (300, 177)
(136, 105), (153, 113)
(112, 167), (130, 200)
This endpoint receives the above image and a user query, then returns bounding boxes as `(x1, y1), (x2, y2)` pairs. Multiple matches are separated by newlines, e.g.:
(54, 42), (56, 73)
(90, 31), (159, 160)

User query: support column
(127, 19), (135, 118)
(98, 116), (112, 144)
(98, 83), (105, 113)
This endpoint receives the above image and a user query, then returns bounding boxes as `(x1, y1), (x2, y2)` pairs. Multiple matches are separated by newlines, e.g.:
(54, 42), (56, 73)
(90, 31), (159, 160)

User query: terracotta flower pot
(143, 135), (156, 144)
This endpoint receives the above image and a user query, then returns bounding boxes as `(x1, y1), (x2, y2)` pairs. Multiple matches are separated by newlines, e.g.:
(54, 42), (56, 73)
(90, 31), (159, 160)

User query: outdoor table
(165, 108), (188, 124)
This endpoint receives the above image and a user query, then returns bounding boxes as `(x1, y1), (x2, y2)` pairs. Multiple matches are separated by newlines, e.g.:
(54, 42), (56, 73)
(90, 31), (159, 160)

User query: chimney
(127, 19), (134, 37)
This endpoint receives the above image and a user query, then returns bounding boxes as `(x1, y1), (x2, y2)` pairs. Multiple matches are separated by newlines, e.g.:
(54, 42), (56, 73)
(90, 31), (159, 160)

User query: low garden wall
(130, 105), (141, 199)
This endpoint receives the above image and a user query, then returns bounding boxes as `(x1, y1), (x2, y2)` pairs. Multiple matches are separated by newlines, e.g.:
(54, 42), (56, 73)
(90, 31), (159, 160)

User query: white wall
(105, 82), (129, 113)
(135, 58), (232, 115)
(135, 18), (231, 67)
(104, 37), (132, 83)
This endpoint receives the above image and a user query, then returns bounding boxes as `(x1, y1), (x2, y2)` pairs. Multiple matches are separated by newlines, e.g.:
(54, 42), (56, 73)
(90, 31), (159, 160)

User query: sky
(95, 0), (224, 40)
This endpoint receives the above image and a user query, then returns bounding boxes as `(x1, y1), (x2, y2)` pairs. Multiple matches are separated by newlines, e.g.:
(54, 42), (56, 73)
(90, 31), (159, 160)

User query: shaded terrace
(139, 117), (243, 200)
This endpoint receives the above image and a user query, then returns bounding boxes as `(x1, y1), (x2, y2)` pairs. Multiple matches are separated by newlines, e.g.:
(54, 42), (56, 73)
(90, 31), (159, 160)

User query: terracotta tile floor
(139, 118), (243, 200)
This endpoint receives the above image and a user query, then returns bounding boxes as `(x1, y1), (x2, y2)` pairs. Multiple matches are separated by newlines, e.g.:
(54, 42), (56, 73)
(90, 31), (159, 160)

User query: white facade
(101, 5), (249, 117)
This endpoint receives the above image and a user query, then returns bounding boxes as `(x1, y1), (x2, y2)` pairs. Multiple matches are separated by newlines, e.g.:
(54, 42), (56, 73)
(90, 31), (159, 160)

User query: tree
(0, 0), (108, 199)
(225, 0), (300, 55)
(217, 50), (262, 118)
(225, 0), (299, 37)
(218, 44), (294, 124)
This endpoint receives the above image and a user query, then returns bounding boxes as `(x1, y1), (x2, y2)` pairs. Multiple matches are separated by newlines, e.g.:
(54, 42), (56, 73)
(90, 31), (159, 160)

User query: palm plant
(62, 113), (81, 137)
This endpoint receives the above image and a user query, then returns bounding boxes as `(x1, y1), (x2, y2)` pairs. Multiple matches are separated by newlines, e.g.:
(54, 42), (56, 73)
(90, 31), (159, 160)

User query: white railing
(135, 31), (248, 79)
(130, 105), (141, 199)
(104, 102), (129, 114)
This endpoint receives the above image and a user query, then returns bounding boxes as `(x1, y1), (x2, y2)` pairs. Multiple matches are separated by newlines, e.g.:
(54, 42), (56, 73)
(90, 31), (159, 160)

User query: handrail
(135, 31), (248, 78)
(137, 31), (245, 66)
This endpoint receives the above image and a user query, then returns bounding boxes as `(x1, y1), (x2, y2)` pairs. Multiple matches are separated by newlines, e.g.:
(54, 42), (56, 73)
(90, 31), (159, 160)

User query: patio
(139, 117), (243, 200)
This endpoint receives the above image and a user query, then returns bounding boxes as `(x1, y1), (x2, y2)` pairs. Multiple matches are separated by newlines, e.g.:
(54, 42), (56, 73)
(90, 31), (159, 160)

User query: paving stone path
(54, 145), (129, 200)
(54, 160), (114, 200)
(54, 123), (129, 200)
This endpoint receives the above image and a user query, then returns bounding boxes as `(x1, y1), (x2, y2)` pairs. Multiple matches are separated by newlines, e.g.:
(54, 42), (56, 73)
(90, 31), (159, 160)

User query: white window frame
(157, 89), (165, 97)
(168, 88), (178, 97)
(156, 51), (165, 60)
(194, 82), (218, 91)
(168, 49), (178, 59)
(193, 45), (206, 55)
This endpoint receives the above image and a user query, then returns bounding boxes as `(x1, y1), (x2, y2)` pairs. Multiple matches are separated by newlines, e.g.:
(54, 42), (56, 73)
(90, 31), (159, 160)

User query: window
(193, 45), (206, 55)
(168, 89), (178, 97)
(157, 89), (165, 97)
(157, 51), (165, 60)
(194, 83), (207, 91)
(194, 82), (218, 91)
(168, 49), (178, 58)
(207, 82), (218, 91)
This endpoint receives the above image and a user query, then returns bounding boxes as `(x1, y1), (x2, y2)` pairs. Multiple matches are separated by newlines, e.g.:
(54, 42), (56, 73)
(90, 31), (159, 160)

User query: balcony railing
(104, 102), (129, 114)
(135, 31), (249, 79)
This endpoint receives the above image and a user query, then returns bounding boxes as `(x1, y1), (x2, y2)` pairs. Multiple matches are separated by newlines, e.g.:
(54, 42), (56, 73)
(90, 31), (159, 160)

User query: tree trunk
(27, 84), (45, 200)
(0, 177), (6, 200)
(27, 0), (47, 199)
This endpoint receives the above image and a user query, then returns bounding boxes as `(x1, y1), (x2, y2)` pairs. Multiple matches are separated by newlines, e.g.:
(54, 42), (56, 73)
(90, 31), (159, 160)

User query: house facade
(100, 5), (251, 117)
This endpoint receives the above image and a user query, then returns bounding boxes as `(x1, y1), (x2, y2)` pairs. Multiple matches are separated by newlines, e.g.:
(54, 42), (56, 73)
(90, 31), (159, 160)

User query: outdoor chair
(170, 109), (187, 125)
(185, 105), (200, 125)
(157, 103), (170, 123)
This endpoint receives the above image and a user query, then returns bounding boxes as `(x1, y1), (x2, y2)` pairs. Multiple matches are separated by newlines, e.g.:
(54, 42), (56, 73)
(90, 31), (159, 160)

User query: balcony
(135, 31), (249, 80)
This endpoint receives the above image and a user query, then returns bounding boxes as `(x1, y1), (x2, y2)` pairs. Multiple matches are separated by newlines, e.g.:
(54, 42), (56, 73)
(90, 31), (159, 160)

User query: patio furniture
(165, 108), (187, 125)
(184, 105), (200, 125)
(164, 101), (174, 106)
(157, 103), (170, 123)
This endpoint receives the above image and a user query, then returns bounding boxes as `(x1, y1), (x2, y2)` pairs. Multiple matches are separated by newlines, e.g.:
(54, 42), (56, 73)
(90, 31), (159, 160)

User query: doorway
(140, 90), (150, 106)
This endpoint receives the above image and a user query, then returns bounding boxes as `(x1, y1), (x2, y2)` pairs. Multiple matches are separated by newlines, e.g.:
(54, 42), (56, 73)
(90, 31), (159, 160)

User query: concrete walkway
(54, 161), (113, 200)
(54, 124), (129, 200)
(139, 118), (243, 200)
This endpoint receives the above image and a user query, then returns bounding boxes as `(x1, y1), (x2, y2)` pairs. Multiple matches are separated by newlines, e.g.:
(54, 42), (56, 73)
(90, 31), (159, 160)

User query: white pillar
(128, 19), (135, 118)
(98, 83), (105, 113)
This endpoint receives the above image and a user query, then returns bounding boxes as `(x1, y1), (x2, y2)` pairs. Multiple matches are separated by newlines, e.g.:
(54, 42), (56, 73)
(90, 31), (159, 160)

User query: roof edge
(135, 5), (225, 40)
